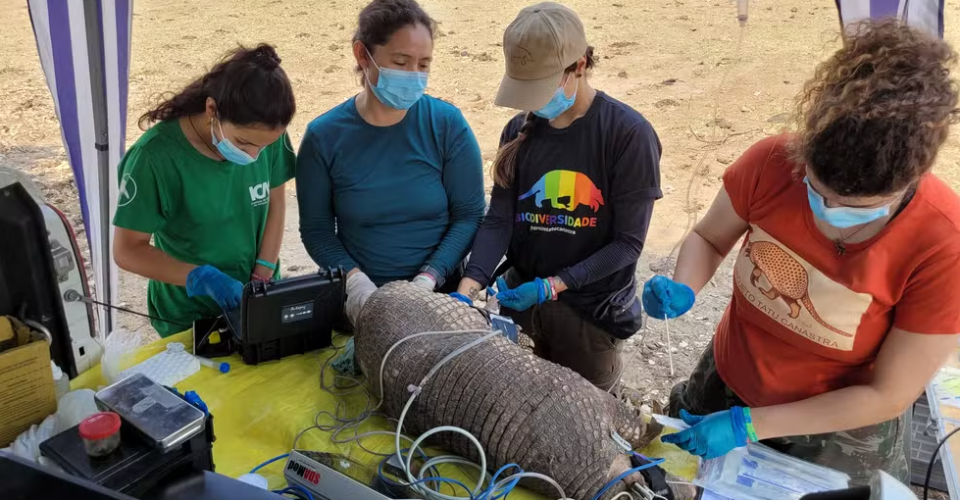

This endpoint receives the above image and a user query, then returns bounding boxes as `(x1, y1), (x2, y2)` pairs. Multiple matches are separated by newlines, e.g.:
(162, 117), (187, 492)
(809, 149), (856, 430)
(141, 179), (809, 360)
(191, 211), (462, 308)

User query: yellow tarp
(70, 330), (698, 497)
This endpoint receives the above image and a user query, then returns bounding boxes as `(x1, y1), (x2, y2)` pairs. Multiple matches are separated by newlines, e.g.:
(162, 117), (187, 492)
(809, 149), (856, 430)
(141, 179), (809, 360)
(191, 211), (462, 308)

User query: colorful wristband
(255, 259), (277, 271)
(547, 277), (559, 301)
(742, 407), (759, 443)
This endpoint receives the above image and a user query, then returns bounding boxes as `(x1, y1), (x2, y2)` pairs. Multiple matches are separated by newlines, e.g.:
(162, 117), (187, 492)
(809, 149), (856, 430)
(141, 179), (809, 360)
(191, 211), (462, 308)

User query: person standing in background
(456, 2), (663, 391)
(296, 0), (485, 327)
(113, 44), (296, 337)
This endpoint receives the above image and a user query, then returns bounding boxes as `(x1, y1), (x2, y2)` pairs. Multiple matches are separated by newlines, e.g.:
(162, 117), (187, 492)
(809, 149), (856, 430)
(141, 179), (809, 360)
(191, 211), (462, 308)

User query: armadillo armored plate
(354, 281), (664, 500)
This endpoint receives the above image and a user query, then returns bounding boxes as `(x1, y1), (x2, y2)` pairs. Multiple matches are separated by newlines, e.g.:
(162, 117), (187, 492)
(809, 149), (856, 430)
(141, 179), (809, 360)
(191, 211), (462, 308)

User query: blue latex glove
(186, 265), (243, 311)
(495, 277), (549, 312)
(660, 408), (751, 460)
(450, 292), (473, 305)
(642, 275), (695, 319)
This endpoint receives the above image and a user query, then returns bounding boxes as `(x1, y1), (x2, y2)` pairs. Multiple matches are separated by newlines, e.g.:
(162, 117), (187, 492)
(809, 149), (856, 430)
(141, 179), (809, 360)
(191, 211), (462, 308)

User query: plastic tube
(490, 472), (567, 500)
(377, 329), (494, 411)
(195, 355), (230, 373)
(737, 0), (748, 26)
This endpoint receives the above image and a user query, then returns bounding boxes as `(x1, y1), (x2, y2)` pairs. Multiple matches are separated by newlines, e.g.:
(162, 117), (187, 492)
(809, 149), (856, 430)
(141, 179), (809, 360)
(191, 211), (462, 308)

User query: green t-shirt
(113, 119), (295, 337)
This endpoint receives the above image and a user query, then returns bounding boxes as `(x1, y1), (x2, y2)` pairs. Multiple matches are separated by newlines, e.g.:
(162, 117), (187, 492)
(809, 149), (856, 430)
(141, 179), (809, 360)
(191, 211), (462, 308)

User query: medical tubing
(390, 330), (499, 472)
(391, 331), (501, 500)
(479, 463), (523, 500)
(377, 329), (494, 410)
(406, 426), (489, 500)
(250, 453), (290, 474)
(489, 472), (567, 500)
(589, 460), (665, 500)
(419, 455), (487, 498)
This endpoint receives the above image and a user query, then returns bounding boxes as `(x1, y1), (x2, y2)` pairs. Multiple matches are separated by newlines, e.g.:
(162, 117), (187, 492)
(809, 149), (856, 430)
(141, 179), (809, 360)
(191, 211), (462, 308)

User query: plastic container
(51, 361), (70, 400)
(119, 342), (200, 387)
(78, 412), (122, 457)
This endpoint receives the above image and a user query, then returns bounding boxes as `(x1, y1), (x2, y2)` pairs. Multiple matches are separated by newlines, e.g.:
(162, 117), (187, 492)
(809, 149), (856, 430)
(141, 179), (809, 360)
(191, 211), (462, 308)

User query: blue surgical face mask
(365, 48), (428, 110)
(533, 75), (578, 120)
(803, 177), (894, 228)
(211, 118), (259, 165)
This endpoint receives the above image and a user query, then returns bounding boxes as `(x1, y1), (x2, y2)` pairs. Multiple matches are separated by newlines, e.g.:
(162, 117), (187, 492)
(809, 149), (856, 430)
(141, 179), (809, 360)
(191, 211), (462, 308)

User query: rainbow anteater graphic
(518, 170), (604, 212)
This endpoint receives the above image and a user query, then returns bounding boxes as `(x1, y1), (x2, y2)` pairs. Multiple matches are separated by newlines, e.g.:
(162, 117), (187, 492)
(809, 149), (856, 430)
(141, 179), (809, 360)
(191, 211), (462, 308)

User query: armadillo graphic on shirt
(516, 170), (604, 235)
(734, 225), (874, 351)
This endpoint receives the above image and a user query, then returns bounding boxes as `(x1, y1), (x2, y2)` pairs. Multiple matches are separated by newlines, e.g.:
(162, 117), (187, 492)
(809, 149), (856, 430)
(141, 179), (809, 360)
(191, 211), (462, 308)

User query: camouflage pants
(668, 341), (910, 486)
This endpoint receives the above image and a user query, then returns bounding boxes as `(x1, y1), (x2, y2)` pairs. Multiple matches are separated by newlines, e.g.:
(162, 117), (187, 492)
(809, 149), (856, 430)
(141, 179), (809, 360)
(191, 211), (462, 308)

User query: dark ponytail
(492, 46), (595, 188)
(138, 43), (295, 130)
(492, 112), (537, 188)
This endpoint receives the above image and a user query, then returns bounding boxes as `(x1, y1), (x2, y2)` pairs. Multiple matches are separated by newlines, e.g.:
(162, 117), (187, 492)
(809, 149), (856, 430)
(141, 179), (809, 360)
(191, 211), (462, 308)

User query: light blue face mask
(803, 177), (893, 228)
(365, 48), (428, 110)
(533, 76), (578, 120)
(211, 118), (259, 165)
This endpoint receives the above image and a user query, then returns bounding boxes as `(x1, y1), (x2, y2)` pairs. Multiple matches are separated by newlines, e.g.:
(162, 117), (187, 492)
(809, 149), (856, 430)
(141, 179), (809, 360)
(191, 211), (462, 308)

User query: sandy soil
(3, 0), (960, 415)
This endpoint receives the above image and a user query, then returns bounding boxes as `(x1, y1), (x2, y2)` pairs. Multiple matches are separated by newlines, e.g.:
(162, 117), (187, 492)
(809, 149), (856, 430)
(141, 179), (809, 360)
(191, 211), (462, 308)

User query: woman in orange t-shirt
(642, 20), (960, 484)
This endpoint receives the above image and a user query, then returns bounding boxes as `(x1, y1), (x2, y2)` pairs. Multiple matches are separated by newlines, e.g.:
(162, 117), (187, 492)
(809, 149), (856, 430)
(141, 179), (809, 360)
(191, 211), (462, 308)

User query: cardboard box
(0, 316), (56, 447)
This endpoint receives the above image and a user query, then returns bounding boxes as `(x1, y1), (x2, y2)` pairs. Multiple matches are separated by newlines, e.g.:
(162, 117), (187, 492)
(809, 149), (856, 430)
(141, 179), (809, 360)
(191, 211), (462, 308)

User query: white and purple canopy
(836, 0), (944, 38)
(23, 0), (943, 337)
(27, 0), (132, 336)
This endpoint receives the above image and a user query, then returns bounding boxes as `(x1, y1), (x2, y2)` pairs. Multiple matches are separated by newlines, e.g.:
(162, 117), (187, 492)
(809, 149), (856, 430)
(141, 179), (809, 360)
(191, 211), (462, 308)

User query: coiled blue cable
(589, 458), (665, 500)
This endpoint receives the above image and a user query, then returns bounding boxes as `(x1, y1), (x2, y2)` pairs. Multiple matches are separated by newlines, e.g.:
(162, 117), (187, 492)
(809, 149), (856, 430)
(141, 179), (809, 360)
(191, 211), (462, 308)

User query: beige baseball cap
(495, 2), (588, 111)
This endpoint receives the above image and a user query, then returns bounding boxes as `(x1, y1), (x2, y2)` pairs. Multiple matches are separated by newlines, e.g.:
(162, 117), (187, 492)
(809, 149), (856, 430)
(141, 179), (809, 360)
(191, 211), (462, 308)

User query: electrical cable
(250, 453), (290, 474)
(394, 332), (502, 500)
(488, 472), (567, 500)
(611, 492), (635, 500)
(67, 293), (181, 325)
(274, 484), (316, 500)
(924, 425), (960, 500)
(589, 460), (665, 500)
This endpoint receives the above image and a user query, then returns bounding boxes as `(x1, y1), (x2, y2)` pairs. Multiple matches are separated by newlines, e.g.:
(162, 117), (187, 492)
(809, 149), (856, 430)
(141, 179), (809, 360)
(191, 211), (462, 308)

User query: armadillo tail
(518, 187), (538, 201)
(801, 296), (854, 337)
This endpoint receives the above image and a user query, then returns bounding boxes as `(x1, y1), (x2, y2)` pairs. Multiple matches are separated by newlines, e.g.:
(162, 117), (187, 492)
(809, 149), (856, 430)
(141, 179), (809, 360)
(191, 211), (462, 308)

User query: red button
(78, 412), (121, 440)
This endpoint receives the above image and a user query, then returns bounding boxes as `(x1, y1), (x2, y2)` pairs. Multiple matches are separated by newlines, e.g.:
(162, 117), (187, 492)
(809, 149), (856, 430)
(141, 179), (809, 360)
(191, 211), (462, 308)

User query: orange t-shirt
(715, 135), (960, 408)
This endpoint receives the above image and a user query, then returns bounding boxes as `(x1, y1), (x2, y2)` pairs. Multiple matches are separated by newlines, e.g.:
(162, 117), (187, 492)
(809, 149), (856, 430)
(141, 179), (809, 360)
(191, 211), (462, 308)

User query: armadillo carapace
(354, 281), (666, 500)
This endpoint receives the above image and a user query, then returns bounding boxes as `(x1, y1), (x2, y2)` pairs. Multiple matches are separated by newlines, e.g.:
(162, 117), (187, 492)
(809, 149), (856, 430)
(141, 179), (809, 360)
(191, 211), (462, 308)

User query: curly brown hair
(790, 19), (959, 197)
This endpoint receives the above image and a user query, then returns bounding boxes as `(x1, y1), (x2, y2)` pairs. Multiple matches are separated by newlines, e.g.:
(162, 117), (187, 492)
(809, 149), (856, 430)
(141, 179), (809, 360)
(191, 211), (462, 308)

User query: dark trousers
(500, 269), (623, 391)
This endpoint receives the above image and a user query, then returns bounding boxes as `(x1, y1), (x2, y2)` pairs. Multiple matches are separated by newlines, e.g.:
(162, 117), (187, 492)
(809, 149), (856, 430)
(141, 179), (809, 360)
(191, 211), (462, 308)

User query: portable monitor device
(222, 268), (346, 365)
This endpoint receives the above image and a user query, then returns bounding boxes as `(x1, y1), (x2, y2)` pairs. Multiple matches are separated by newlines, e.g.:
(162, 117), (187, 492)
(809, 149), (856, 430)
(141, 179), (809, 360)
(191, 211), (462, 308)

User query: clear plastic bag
(695, 443), (851, 500)
(101, 328), (144, 385)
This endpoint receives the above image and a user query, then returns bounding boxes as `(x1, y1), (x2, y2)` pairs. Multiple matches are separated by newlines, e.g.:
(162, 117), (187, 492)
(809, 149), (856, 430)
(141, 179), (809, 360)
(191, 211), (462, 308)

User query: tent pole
(82, 0), (113, 336)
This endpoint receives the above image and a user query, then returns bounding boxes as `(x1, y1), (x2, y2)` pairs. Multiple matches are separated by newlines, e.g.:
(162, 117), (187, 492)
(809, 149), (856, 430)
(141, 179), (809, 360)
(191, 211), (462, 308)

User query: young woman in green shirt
(113, 44), (296, 337)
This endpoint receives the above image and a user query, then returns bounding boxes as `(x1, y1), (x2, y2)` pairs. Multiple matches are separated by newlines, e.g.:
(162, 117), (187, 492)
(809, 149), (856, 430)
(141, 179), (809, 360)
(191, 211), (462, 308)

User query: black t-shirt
(465, 91), (662, 319)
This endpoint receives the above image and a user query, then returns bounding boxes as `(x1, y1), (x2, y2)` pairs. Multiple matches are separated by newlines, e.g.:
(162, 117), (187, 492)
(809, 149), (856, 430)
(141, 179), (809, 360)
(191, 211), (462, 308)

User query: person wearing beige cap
(454, 2), (663, 391)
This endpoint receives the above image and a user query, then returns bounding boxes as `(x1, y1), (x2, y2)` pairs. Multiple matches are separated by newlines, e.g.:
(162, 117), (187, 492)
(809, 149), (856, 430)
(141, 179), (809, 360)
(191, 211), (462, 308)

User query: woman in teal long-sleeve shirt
(296, 0), (485, 325)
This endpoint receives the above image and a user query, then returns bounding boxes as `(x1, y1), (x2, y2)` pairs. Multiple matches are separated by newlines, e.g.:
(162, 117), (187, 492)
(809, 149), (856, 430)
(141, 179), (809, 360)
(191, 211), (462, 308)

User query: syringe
(737, 0), (748, 26)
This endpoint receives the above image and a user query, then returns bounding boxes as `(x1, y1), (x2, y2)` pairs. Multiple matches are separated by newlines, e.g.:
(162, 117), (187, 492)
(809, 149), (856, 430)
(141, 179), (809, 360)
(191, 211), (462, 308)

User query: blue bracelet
(256, 259), (277, 271)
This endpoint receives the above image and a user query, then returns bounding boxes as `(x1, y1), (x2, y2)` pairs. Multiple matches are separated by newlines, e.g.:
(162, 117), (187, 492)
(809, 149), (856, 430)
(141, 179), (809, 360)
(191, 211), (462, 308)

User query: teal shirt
(296, 95), (485, 286)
